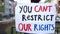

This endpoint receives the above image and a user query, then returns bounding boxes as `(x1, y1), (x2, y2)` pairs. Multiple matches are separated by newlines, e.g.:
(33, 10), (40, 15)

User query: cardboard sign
(15, 3), (56, 33)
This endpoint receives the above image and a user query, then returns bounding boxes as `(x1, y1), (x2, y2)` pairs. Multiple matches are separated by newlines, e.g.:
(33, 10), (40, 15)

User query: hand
(13, 1), (17, 9)
(56, 4), (60, 13)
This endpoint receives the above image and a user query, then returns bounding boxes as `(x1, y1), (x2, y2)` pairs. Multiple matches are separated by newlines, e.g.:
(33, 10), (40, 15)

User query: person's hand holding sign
(13, 1), (17, 9)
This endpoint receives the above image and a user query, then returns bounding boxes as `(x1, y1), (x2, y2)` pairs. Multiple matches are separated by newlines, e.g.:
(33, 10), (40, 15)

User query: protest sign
(15, 3), (56, 33)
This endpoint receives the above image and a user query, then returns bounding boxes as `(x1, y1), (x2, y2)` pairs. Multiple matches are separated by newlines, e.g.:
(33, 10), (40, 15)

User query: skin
(13, 1), (17, 9)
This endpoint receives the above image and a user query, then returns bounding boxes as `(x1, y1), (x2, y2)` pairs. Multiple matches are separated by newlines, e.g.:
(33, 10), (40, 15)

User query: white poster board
(15, 3), (56, 33)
